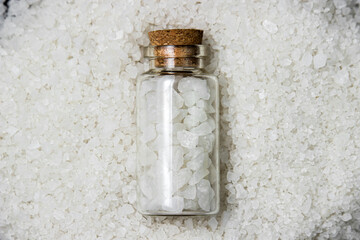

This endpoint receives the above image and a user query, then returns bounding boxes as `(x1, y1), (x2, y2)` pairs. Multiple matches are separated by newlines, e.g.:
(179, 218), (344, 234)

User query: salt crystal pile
(138, 76), (217, 214)
(1, 0), (360, 239)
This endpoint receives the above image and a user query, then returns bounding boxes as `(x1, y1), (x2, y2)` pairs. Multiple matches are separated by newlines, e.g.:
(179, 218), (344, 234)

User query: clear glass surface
(136, 69), (219, 216)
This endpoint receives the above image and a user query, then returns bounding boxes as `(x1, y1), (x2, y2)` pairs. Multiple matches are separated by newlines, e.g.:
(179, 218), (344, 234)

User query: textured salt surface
(0, 0), (360, 239)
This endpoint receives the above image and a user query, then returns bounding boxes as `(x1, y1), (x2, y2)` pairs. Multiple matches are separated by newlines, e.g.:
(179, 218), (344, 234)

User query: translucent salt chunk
(184, 114), (200, 129)
(208, 217), (218, 231)
(173, 123), (186, 133)
(187, 151), (210, 171)
(198, 134), (215, 153)
(178, 78), (194, 92)
(184, 147), (204, 161)
(262, 20), (278, 34)
(221, 211), (231, 228)
(182, 91), (199, 107)
(302, 197), (312, 214)
(140, 80), (156, 96)
(146, 91), (157, 108)
(340, 213), (352, 221)
(177, 130), (198, 149)
(333, 0), (346, 9)
(141, 124), (156, 143)
(173, 89), (184, 108)
(28, 140), (41, 150)
(198, 195), (210, 211)
(184, 199), (199, 210)
(173, 109), (187, 122)
(150, 134), (171, 152)
(301, 52), (312, 67)
(211, 196), (216, 211)
(172, 146), (184, 171)
(188, 106), (207, 122)
(280, 58), (292, 66)
(139, 144), (157, 166)
(191, 119), (216, 136)
(162, 196), (184, 213)
(178, 185), (196, 200)
(118, 204), (135, 216)
(189, 168), (209, 185)
(198, 91), (210, 101)
(196, 100), (206, 108)
(185, 219), (193, 229)
(145, 106), (158, 123)
(196, 179), (214, 211)
(209, 163), (217, 184)
(5, 126), (18, 136)
(172, 105), (181, 119)
(142, 196), (162, 211)
(313, 53), (327, 69)
(139, 175), (154, 199)
(206, 103), (216, 114)
(178, 77), (208, 94)
(335, 69), (349, 85)
(156, 122), (181, 135)
(173, 168), (192, 192)
(172, 123), (186, 145)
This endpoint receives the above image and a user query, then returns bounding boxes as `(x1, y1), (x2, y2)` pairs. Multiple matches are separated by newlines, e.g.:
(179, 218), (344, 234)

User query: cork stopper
(148, 29), (203, 46)
(146, 29), (206, 68)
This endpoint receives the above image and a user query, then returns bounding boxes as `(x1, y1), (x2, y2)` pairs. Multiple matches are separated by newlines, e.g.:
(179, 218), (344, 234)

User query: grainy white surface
(0, 0), (360, 239)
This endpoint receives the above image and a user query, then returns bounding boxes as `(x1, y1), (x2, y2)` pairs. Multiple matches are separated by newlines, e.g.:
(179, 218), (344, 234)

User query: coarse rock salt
(178, 185), (197, 200)
(262, 20), (278, 34)
(313, 53), (327, 69)
(137, 76), (217, 215)
(301, 52), (313, 66)
(208, 217), (218, 231)
(340, 213), (352, 222)
(333, 0), (347, 9)
(177, 130), (199, 149)
(1, 0), (359, 238)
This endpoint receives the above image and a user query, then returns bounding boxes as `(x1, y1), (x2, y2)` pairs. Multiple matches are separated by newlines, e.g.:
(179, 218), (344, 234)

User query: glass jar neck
(148, 58), (205, 71)
(144, 45), (208, 71)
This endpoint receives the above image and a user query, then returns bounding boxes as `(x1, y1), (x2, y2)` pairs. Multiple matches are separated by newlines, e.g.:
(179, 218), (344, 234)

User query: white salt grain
(184, 199), (198, 210)
(182, 91), (199, 107)
(188, 106), (208, 123)
(196, 179), (214, 211)
(5, 126), (18, 136)
(141, 124), (156, 143)
(208, 217), (218, 231)
(313, 53), (327, 69)
(184, 219), (194, 229)
(173, 168), (192, 192)
(118, 204), (135, 216)
(333, 0), (347, 9)
(178, 185), (196, 200)
(177, 130), (199, 149)
(191, 119), (216, 136)
(301, 52), (313, 66)
(340, 213), (352, 222)
(262, 20), (278, 34)
(163, 196), (184, 213)
(189, 168), (210, 186)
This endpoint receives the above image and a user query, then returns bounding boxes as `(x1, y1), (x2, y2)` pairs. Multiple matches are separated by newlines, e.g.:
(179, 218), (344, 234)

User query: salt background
(0, 0), (360, 239)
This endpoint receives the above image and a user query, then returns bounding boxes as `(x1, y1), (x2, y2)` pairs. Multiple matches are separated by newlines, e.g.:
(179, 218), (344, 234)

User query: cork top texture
(148, 29), (203, 46)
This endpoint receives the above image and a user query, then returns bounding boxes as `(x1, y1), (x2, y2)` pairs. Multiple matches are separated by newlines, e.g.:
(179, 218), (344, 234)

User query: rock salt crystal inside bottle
(136, 29), (219, 215)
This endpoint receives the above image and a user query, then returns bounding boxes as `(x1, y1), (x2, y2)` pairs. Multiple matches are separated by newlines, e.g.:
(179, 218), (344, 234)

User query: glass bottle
(136, 29), (219, 215)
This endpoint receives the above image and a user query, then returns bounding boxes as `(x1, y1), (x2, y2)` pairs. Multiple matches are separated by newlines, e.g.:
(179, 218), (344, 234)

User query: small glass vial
(136, 29), (219, 215)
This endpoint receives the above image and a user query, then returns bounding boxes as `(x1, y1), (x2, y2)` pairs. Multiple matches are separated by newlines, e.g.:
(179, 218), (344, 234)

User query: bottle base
(139, 209), (219, 216)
